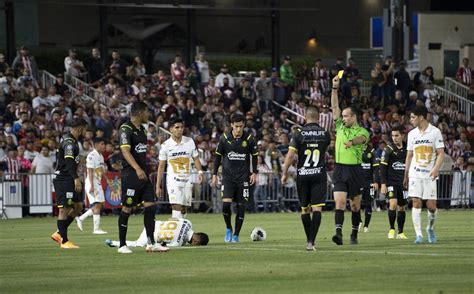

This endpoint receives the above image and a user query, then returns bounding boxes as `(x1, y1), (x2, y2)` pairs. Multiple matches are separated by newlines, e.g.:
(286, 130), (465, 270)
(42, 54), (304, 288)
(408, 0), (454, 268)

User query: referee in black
(51, 118), (88, 249)
(281, 106), (330, 251)
(331, 75), (370, 245)
(211, 113), (258, 243)
(117, 102), (168, 254)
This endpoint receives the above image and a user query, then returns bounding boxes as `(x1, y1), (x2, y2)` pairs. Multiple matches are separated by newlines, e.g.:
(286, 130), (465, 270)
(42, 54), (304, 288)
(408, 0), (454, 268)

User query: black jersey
(55, 133), (80, 180)
(215, 131), (258, 183)
(380, 143), (406, 186)
(118, 121), (148, 174)
(361, 147), (380, 187)
(289, 123), (330, 178)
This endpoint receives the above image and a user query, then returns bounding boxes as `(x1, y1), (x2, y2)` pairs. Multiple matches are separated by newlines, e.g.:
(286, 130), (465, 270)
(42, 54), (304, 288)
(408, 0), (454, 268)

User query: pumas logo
(135, 143), (148, 153)
(227, 151), (246, 161)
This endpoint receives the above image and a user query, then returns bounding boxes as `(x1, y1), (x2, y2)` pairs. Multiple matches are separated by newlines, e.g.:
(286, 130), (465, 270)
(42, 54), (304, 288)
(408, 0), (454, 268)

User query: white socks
(93, 214), (100, 231)
(412, 208), (422, 237)
(79, 209), (93, 221)
(172, 210), (183, 219)
(428, 210), (437, 230)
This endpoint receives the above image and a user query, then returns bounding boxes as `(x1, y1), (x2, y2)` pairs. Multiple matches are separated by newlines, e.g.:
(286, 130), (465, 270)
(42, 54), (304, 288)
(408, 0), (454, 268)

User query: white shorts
(167, 181), (193, 206)
(408, 178), (437, 200)
(85, 184), (105, 204)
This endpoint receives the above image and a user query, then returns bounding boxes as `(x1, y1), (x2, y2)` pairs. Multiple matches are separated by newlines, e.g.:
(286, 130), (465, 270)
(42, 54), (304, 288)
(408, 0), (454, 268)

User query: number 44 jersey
(289, 123), (331, 178)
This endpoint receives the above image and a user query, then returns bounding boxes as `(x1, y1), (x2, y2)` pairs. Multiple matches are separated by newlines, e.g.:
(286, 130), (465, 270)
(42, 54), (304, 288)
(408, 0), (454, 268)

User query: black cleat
(350, 235), (358, 245)
(332, 234), (343, 245)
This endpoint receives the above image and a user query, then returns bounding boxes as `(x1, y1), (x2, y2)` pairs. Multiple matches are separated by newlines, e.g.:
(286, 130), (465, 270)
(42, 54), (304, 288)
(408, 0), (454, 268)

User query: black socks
(144, 206), (156, 245)
(234, 203), (245, 236)
(222, 202), (232, 230)
(118, 211), (130, 248)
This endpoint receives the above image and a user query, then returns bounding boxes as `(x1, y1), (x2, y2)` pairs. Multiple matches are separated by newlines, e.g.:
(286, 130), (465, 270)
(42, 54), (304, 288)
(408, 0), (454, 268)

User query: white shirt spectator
(24, 149), (39, 162)
(32, 154), (54, 173)
(215, 73), (235, 88)
(64, 56), (85, 78)
(196, 60), (210, 84)
(32, 96), (50, 110)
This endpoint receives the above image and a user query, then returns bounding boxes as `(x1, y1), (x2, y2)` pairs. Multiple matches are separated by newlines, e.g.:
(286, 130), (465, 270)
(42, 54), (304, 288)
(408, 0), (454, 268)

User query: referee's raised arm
(331, 76), (341, 120)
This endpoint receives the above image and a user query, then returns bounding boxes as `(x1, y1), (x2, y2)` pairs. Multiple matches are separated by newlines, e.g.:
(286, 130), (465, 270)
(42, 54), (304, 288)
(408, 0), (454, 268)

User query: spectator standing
(64, 49), (86, 79)
(84, 48), (103, 83)
(108, 51), (128, 76)
(12, 46), (38, 79)
(280, 56), (295, 99)
(170, 54), (187, 82)
(456, 58), (472, 86)
(31, 146), (54, 173)
(393, 61), (411, 100)
(254, 70), (273, 114)
(215, 64), (235, 89)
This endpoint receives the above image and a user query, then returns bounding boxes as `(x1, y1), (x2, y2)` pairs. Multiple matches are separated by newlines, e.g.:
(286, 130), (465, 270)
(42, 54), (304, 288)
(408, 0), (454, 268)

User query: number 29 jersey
(154, 219), (194, 246)
(289, 123), (331, 178)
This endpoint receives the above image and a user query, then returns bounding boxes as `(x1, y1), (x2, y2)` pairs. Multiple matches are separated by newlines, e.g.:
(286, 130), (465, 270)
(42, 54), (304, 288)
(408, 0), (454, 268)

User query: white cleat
(93, 229), (108, 235)
(118, 246), (133, 254)
(75, 217), (83, 231)
(363, 227), (369, 233)
(146, 243), (170, 253)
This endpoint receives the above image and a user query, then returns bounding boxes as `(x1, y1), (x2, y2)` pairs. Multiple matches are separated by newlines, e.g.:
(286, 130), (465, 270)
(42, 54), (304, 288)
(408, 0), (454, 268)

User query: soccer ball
(250, 227), (266, 241)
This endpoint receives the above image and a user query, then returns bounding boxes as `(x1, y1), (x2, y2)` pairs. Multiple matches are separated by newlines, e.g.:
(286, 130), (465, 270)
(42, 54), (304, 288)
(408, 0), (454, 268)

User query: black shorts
(387, 185), (408, 206)
(296, 174), (327, 208)
(121, 171), (155, 207)
(361, 186), (376, 204)
(53, 178), (82, 208)
(333, 164), (364, 198)
(221, 179), (250, 203)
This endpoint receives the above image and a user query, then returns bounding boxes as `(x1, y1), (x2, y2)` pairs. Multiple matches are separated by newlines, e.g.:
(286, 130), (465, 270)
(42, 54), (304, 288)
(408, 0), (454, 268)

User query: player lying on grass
(105, 218), (209, 247)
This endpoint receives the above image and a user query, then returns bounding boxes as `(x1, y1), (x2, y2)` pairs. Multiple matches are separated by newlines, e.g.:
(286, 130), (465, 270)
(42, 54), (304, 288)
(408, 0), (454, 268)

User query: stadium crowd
(0, 47), (473, 211)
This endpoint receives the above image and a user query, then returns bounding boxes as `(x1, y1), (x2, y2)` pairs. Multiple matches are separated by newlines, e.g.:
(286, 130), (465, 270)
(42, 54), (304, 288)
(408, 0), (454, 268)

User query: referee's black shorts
(296, 174), (327, 208)
(333, 163), (364, 198)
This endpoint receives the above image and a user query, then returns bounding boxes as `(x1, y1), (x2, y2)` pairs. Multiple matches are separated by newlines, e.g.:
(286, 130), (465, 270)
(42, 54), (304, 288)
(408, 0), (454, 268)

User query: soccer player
(117, 102), (169, 254)
(359, 143), (380, 233)
(156, 118), (203, 219)
(51, 118), (88, 249)
(105, 218), (209, 248)
(404, 106), (445, 244)
(281, 106), (330, 251)
(380, 126), (408, 239)
(330, 75), (370, 245)
(76, 137), (114, 234)
(211, 113), (258, 243)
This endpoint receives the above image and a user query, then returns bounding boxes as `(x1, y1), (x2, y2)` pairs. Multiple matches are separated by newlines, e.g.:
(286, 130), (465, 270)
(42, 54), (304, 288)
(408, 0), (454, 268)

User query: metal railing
(272, 101), (305, 119)
(64, 73), (116, 107)
(1, 170), (471, 219)
(158, 127), (171, 140)
(360, 80), (371, 97)
(434, 85), (474, 119)
(444, 77), (470, 99)
(39, 70), (96, 105)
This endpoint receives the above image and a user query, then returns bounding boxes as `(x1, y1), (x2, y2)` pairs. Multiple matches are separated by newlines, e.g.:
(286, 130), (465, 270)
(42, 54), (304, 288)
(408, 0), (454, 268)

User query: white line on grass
(173, 245), (473, 257)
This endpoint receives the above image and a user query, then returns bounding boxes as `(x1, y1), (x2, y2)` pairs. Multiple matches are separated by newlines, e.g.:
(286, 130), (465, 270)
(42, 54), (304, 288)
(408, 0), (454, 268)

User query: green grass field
(1, 210), (473, 293)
